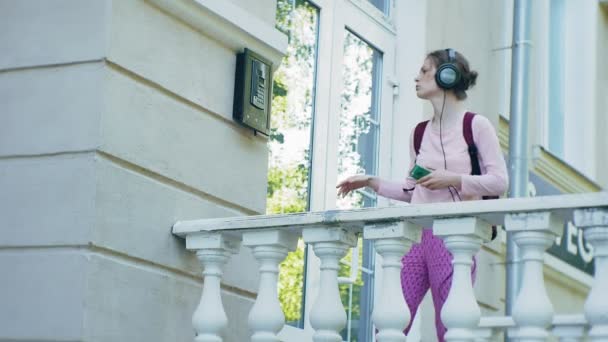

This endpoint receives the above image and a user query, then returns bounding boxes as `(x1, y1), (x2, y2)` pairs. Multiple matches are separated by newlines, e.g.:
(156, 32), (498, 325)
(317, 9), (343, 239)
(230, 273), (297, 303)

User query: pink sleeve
(376, 128), (417, 202)
(460, 116), (509, 197)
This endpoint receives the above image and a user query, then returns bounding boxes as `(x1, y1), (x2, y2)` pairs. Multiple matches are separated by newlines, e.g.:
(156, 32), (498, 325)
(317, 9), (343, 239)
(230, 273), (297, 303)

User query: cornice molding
(146, 0), (288, 66)
(498, 116), (602, 194)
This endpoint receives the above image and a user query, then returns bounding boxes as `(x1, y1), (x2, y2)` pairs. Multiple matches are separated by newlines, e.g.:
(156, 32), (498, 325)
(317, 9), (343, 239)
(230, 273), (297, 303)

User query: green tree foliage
(267, 164), (308, 215)
(269, 0), (319, 324)
(335, 30), (380, 342)
(270, 1), (377, 333)
(338, 241), (365, 320)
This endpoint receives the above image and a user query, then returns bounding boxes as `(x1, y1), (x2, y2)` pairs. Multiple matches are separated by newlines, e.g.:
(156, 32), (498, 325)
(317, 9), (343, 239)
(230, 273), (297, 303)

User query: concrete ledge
(83, 253), (253, 342)
(0, 153), (95, 246)
(101, 66), (268, 214)
(0, 62), (103, 157)
(94, 150), (262, 293)
(0, 246), (255, 341)
(173, 193), (608, 235)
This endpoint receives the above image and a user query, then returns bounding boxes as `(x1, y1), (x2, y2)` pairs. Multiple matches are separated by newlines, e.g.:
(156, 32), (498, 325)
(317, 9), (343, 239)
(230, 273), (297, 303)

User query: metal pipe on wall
(506, 0), (532, 339)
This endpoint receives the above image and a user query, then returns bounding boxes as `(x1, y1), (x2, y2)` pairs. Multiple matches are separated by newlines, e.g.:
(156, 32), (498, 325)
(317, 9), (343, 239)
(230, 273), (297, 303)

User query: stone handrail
(173, 192), (608, 342)
(476, 314), (589, 341)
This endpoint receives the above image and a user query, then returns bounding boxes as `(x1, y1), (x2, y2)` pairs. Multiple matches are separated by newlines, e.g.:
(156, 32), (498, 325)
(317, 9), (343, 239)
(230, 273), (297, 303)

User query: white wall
(0, 3), (104, 338)
(0, 0), (108, 70)
(424, 0), (510, 127)
(596, 6), (608, 188)
(563, 1), (598, 180)
(0, 0), (281, 341)
(226, 0), (277, 25)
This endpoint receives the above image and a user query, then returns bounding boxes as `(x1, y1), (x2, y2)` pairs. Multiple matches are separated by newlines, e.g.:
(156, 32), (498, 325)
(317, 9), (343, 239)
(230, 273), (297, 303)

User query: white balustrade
(476, 315), (589, 342)
(505, 211), (562, 342)
(242, 230), (299, 342)
(364, 221), (422, 342)
(434, 217), (492, 342)
(186, 232), (241, 342)
(574, 208), (608, 342)
(169, 193), (608, 342)
(302, 227), (357, 342)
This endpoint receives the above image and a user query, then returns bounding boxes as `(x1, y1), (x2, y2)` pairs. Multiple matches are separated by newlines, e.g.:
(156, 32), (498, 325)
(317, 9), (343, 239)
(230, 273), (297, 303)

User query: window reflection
(271, 0), (320, 328)
(337, 30), (381, 211)
(368, 0), (390, 15)
(337, 30), (382, 342)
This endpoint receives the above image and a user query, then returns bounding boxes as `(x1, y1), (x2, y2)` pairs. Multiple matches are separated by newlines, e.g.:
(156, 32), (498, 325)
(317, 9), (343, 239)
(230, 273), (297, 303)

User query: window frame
(302, 0), (397, 339)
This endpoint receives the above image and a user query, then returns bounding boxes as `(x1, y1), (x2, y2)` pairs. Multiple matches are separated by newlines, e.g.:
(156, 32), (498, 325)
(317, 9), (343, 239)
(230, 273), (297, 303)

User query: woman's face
(415, 58), (441, 99)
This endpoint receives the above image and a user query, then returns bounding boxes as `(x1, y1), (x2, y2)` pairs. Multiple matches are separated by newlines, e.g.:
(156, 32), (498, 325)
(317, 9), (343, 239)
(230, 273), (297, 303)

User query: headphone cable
(438, 91), (460, 202)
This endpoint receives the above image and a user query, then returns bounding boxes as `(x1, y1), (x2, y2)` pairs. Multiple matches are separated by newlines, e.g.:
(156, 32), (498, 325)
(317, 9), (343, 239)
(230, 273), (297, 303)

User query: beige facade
(1, 0), (606, 341)
(0, 0), (277, 341)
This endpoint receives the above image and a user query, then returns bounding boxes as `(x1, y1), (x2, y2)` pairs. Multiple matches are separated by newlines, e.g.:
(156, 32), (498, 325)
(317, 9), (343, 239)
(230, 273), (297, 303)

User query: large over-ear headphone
(435, 48), (461, 90)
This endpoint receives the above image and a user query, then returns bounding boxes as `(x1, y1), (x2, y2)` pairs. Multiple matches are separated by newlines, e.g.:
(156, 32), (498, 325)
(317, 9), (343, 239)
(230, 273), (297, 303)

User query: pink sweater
(377, 113), (508, 204)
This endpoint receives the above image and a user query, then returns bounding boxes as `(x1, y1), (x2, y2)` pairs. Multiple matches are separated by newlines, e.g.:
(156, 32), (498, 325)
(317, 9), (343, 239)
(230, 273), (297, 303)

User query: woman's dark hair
(427, 49), (478, 100)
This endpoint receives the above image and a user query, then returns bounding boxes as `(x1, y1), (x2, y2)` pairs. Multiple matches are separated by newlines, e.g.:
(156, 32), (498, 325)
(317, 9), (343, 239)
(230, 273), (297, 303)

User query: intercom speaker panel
(233, 48), (273, 135)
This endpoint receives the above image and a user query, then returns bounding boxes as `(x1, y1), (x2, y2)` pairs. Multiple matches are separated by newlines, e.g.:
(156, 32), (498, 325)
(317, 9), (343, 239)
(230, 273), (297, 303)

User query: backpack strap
(464, 112), (499, 241)
(463, 112), (499, 200)
(463, 112), (482, 176)
(413, 120), (429, 156)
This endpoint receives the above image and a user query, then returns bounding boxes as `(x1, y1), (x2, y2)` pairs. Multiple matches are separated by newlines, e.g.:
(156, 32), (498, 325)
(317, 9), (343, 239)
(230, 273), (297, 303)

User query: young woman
(336, 49), (508, 341)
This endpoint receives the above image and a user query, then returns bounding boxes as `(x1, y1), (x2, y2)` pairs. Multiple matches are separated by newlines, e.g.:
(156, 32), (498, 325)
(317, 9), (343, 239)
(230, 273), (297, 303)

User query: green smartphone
(410, 164), (432, 180)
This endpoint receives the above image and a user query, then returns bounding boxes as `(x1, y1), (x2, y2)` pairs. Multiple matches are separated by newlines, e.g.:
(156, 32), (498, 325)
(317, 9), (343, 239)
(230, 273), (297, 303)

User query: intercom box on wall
(233, 48), (273, 135)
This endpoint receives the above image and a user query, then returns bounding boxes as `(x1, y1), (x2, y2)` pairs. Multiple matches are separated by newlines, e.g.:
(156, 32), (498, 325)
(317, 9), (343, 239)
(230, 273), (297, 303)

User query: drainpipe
(506, 0), (532, 338)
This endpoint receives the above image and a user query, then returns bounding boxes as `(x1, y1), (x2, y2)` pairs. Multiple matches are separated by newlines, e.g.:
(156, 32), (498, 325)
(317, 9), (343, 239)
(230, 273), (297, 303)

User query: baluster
(476, 316), (514, 342)
(473, 328), (492, 342)
(303, 227), (357, 342)
(363, 221), (422, 342)
(505, 211), (562, 342)
(552, 314), (587, 342)
(242, 230), (299, 342)
(186, 232), (241, 342)
(434, 217), (492, 342)
(574, 208), (608, 342)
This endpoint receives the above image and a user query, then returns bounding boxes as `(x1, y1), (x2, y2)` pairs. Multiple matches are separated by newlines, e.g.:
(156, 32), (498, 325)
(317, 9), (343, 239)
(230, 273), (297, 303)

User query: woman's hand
(417, 170), (461, 190)
(336, 175), (373, 197)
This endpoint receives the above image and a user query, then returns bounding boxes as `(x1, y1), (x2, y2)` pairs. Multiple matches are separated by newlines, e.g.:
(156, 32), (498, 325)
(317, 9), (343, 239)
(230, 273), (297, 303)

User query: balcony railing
(172, 192), (608, 342)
